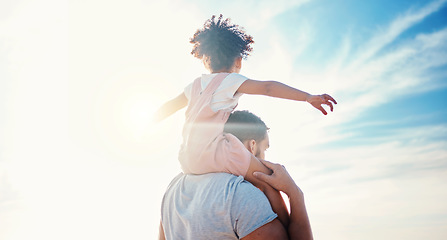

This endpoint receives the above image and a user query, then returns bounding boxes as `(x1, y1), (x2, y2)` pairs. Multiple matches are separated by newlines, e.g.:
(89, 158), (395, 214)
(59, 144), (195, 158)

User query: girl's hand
(305, 94), (337, 115)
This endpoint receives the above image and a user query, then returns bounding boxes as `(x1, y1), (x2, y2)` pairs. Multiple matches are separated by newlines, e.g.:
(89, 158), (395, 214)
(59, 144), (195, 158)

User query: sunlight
(88, 68), (175, 162)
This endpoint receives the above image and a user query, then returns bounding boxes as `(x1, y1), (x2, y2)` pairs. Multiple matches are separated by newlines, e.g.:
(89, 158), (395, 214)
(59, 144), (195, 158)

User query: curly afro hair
(190, 15), (254, 72)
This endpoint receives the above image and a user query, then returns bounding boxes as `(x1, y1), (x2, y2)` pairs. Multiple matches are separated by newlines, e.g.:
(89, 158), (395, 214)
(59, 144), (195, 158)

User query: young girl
(155, 15), (336, 227)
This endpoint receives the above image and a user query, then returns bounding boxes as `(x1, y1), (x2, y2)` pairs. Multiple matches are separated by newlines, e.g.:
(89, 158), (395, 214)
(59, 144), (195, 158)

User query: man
(159, 111), (313, 239)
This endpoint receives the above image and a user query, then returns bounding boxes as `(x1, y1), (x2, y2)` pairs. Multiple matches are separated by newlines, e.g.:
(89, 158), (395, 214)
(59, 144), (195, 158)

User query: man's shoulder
(161, 172), (277, 239)
(164, 172), (267, 211)
(167, 172), (247, 191)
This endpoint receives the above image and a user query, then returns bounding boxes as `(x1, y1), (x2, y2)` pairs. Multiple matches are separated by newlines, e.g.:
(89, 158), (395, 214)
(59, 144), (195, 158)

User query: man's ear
(247, 139), (256, 155)
(242, 139), (257, 155)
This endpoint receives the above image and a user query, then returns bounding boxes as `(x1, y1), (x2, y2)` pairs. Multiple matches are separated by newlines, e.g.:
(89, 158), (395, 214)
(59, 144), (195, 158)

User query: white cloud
(350, 0), (447, 68)
(284, 124), (447, 240)
(243, 0), (312, 29)
(270, 1), (447, 127)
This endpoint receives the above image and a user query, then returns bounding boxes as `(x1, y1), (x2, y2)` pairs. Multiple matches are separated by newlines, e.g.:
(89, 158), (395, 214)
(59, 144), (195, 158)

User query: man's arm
(253, 159), (313, 240)
(242, 219), (288, 240)
(159, 220), (166, 240)
(244, 155), (290, 228)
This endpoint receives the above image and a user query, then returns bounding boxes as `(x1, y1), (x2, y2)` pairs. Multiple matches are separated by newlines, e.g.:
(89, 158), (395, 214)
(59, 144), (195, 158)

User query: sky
(0, 0), (446, 239)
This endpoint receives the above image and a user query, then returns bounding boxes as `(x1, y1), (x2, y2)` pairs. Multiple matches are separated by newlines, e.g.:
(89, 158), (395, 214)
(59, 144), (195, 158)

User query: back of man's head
(224, 110), (268, 143)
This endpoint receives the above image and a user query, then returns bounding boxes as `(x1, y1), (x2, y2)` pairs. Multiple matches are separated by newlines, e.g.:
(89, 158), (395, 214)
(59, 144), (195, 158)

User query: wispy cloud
(297, 0), (447, 124)
(241, 0), (447, 133)
(350, 0), (447, 68)
(240, 8), (447, 162)
(242, 0), (312, 28)
(292, 123), (447, 239)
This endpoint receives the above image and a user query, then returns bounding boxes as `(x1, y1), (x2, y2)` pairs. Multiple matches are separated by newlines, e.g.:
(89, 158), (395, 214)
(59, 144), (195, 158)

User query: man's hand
(253, 159), (299, 195)
(254, 159), (314, 240)
(306, 94), (337, 115)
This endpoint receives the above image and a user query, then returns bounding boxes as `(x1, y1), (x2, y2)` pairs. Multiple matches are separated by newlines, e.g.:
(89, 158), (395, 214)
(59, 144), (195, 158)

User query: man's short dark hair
(224, 110), (268, 142)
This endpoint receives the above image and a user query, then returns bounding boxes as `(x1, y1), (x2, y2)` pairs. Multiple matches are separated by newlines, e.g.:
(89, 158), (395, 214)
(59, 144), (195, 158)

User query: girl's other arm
(153, 93), (188, 122)
(237, 80), (337, 115)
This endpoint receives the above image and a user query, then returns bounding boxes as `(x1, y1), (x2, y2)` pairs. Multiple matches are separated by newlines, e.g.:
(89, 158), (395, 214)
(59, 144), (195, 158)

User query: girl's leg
(244, 155), (290, 229)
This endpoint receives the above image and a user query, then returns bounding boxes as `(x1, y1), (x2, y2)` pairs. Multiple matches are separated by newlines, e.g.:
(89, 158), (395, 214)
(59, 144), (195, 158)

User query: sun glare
(88, 69), (174, 161)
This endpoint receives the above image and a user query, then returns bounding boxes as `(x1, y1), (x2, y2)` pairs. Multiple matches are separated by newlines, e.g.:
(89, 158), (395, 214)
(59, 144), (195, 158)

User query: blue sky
(1, 0), (446, 239)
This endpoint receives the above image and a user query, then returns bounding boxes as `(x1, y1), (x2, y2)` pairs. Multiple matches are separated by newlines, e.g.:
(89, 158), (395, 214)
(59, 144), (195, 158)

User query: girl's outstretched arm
(153, 93), (188, 122)
(237, 80), (337, 115)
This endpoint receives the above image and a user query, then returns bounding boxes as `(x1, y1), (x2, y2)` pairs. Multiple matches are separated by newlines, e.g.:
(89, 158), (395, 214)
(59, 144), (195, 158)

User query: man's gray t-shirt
(161, 173), (278, 239)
